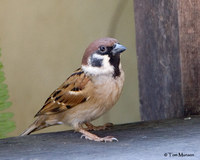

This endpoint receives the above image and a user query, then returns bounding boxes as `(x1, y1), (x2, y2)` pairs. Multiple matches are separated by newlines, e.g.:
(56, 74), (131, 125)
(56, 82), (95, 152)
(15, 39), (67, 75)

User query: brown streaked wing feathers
(35, 68), (90, 117)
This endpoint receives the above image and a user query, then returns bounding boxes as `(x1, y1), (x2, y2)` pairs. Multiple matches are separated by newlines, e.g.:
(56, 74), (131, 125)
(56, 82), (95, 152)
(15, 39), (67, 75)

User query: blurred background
(0, 0), (140, 137)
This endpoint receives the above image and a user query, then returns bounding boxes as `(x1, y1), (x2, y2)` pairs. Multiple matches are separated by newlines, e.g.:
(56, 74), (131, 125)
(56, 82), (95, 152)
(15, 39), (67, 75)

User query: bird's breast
(91, 70), (125, 113)
(62, 70), (124, 127)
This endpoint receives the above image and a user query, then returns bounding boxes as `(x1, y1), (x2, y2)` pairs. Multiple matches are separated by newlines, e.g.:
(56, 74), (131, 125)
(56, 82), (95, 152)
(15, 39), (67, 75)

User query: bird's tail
(20, 123), (37, 136)
(20, 117), (47, 136)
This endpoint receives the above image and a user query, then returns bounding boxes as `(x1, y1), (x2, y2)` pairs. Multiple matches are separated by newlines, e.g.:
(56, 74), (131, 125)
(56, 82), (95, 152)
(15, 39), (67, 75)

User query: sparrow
(20, 37), (126, 142)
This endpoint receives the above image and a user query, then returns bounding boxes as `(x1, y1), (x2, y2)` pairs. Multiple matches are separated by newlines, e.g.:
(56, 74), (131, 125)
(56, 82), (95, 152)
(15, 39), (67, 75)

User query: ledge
(0, 116), (200, 160)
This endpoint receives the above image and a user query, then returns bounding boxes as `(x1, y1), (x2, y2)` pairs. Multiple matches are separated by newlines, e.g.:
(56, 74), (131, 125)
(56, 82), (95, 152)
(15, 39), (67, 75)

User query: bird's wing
(35, 68), (91, 117)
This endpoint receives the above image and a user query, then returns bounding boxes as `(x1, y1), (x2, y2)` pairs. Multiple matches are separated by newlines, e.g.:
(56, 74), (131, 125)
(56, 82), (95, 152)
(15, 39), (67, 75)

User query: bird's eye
(99, 46), (107, 53)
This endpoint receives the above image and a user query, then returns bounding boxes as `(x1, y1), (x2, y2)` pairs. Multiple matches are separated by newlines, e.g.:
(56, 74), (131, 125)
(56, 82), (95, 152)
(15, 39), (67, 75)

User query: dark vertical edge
(177, 0), (200, 116)
(134, 0), (184, 120)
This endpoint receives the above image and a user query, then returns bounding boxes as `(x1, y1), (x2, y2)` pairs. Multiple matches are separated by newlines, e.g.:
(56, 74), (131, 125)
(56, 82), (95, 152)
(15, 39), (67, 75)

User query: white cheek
(82, 55), (114, 76)
(92, 54), (104, 60)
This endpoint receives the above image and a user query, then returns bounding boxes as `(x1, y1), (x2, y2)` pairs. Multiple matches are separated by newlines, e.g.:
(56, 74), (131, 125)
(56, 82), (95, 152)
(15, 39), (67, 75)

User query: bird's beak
(112, 43), (126, 55)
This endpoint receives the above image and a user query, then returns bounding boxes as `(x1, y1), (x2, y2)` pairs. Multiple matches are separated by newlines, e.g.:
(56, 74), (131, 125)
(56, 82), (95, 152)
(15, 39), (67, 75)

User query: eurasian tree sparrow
(21, 37), (126, 142)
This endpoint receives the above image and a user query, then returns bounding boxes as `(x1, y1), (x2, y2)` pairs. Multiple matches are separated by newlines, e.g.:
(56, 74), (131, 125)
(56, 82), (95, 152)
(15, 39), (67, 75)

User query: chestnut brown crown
(82, 37), (118, 65)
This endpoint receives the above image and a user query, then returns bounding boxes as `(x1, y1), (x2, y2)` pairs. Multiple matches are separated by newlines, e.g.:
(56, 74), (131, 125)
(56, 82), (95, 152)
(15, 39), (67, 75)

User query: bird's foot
(79, 128), (118, 142)
(84, 122), (113, 131)
(81, 135), (118, 142)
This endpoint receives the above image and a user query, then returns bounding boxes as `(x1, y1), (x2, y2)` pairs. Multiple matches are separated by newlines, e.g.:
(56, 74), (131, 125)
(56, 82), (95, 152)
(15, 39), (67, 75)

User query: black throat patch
(109, 54), (121, 78)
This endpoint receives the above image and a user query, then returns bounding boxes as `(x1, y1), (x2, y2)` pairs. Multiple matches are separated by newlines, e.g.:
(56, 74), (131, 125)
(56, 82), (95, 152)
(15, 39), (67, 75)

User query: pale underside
(36, 67), (124, 129)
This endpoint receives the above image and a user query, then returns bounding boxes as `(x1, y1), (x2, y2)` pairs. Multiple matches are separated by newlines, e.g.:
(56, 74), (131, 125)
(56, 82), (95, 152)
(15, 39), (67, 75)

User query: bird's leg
(84, 122), (113, 131)
(78, 128), (118, 142)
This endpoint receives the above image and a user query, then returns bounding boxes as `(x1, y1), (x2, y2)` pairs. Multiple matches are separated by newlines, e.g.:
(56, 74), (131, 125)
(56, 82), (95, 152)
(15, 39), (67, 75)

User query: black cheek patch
(91, 58), (103, 67)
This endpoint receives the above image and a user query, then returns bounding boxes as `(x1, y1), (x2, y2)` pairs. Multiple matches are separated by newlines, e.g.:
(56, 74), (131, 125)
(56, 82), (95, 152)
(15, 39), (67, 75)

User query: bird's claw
(80, 134), (93, 140)
(100, 136), (118, 142)
(80, 134), (118, 142)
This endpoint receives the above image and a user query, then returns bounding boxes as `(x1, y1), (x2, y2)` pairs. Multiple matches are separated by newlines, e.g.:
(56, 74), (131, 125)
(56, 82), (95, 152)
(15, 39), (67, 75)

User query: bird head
(81, 37), (126, 78)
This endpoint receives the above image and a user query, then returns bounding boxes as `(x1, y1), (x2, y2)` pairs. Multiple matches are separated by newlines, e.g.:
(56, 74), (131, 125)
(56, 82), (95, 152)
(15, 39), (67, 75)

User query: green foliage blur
(0, 49), (15, 138)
